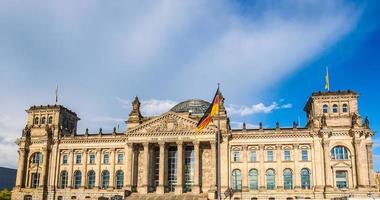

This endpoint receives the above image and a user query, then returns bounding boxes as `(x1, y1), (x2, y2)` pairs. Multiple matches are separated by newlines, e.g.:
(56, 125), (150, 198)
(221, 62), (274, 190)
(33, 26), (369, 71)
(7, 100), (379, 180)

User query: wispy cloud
(117, 97), (177, 116)
(226, 102), (292, 116)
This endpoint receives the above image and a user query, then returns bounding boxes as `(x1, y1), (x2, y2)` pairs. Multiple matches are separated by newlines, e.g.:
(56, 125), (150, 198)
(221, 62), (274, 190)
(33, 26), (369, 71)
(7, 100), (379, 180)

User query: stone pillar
(81, 149), (88, 188)
(15, 148), (26, 187)
(110, 148), (116, 189)
(210, 141), (217, 192)
(366, 143), (376, 187)
(139, 142), (149, 194)
(125, 143), (133, 190)
(294, 144), (300, 190)
(193, 141), (200, 194)
(175, 141), (183, 194)
(157, 142), (165, 194)
(40, 147), (49, 187)
(354, 139), (369, 188)
(312, 136), (324, 191)
(95, 148), (101, 188)
(259, 144), (265, 191)
(68, 149), (74, 188)
(323, 141), (333, 190)
(276, 144), (283, 190)
(242, 145), (249, 192)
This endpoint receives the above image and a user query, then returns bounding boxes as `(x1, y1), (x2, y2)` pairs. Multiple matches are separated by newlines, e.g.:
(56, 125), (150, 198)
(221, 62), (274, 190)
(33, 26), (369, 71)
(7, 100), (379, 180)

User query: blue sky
(0, 0), (379, 170)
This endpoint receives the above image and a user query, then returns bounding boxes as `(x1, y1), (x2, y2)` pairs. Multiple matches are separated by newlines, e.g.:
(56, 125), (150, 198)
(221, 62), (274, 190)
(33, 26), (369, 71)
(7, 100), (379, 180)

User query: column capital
(275, 144), (282, 149)
(95, 148), (102, 152)
(192, 140), (200, 146)
(158, 141), (166, 146)
(242, 145), (248, 150)
(142, 142), (150, 147)
(366, 142), (373, 148)
(323, 141), (329, 147)
(210, 140), (216, 145)
(126, 142), (133, 147)
(258, 144), (265, 149)
(293, 144), (299, 149)
(82, 148), (88, 152)
(176, 140), (183, 145)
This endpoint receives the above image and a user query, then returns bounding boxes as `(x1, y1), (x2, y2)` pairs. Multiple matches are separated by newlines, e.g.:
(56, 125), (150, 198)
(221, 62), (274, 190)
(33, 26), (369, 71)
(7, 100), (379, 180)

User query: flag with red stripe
(196, 88), (220, 133)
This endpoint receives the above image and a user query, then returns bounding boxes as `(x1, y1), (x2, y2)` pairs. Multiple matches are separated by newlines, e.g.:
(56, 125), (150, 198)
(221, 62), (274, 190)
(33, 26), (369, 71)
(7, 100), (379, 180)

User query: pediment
(127, 112), (217, 135)
(331, 161), (351, 168)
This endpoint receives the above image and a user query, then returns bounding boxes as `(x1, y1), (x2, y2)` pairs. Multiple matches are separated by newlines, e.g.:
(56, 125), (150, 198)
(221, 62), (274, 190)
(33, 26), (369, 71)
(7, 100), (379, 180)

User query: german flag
(196, 88), (220, 133)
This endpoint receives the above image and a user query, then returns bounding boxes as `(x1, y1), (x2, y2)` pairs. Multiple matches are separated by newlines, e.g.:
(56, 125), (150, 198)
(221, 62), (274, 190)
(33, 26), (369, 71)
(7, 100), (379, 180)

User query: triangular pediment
(332, 161), (351, 168)
(127, 112), (217, 135)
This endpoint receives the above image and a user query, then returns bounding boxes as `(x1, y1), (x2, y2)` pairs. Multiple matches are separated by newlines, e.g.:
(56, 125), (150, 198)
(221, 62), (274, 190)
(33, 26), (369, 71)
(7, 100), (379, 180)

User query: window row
(322, 104), (348, 114)
(62, 152), (124, 165)
(59, 170), (124, 189)
(33, 116), (53, 125)
(232, 149), (309, 162)
(231, 168), (311, 191)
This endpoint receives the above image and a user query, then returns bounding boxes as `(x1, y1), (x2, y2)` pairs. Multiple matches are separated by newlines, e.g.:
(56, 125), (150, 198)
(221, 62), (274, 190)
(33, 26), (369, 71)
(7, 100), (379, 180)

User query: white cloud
(226, 101), (292, 116)
(0, 113), (22, 169)
(117, 98), (177, 116)
(372, 137), (380, 149)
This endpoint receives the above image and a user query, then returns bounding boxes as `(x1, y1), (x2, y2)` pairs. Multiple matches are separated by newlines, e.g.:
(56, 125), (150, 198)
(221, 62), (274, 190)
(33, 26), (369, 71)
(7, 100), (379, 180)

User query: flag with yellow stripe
(196, 88), (220, 133)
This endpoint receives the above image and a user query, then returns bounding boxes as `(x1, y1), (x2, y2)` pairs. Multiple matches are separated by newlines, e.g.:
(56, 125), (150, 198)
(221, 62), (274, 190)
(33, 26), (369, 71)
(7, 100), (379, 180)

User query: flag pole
(217, 83), (221, 200)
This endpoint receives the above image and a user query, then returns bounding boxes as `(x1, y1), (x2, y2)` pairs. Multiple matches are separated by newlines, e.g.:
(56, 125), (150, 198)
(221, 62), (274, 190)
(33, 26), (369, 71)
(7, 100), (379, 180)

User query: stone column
(175, 141), (183, 194)
(242, 145), (249, 191)
(294, 144), (300, 190)
(95, 148), (101, 188)
(125, 143), (133, 190)
(110, 148), (116, 189)
(68, 149), (74, 188)
(354, 139), (369, 188)
(312, 136), (324, 191)
(81, 149), (88, 188)
(210, 141), (217, 192)
(15, 148), (26, 187)
(157, 142), (166, 194)
(259, 144), (265, 191)
(139, 142), (149, 194)
(366, 143), (376, 187)
(276, 144), (282, 190)
(323, 141), (333, 190)
(40, 147), (49, 187)
(193, 141), (200, 194)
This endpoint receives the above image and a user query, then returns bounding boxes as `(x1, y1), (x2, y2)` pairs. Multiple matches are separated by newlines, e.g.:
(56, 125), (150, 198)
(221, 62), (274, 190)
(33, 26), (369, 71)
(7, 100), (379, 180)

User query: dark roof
(311, 90), (358, 97)
(27, 104), (78, 117)
(170, 99), (210, 114)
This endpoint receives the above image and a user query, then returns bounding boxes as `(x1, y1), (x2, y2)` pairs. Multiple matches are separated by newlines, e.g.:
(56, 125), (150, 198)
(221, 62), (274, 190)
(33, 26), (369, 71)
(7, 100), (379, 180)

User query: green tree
(0, 188), (11, 200)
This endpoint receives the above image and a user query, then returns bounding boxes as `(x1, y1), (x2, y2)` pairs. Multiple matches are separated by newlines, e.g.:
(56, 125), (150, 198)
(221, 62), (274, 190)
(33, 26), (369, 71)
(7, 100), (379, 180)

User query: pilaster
(193, 141), (200, 194)
(175, 140), (183, 194)
(157, 142), (165, 194)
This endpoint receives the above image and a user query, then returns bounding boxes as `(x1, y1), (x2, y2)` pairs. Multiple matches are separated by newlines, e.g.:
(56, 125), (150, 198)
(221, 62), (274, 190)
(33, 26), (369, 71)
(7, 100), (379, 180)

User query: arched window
(31, 152), (42, 164)
(24, 195), (32, 200)
(101, 170), (110, 189)
(331, 146), (349, 160)
(60, 170), (68, 188)
(41, 117), (46, 124)
(301, 168), (311, 189)
(87, 170), (95, 189)
(342, 104), (348, 113)
(116, 170), (124, 189)
(248, 169), (258, 190)
(332, 104), (338, 113)
(283, 169), (293, 190)
(266, 169), (276, 190)
(34, 117), (39, 125)
(323, 105), (328, 113)
(48, 116), (53, 124)
(232, 149), (240, 162)
(231, 169), (242, 191)
(73, 170), (81, 189)
(103, 154), (109, 164)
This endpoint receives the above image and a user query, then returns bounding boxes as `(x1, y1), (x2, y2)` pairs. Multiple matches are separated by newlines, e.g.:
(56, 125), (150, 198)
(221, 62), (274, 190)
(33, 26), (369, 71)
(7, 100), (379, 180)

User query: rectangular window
(75, 154), (81, 164)
(62, 155), (68, 164)
(302, 150), (308, 161)
(89, 154), (95, 164)
(336, 171), (348, 189)
(103, 154), (109, 164)
(117, 153), (124, 164)
(267, 150), (273, 161)
(250, 150), (257, 162)
(284, 150), (291, 161)
(31, 173), (40, 188)
(233, 151), (240, 162)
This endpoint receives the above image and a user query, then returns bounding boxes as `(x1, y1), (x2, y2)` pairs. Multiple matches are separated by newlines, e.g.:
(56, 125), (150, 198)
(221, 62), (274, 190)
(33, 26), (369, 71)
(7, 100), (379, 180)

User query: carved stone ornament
(144, 115), (194, 133)
(321, 114), (327, 128)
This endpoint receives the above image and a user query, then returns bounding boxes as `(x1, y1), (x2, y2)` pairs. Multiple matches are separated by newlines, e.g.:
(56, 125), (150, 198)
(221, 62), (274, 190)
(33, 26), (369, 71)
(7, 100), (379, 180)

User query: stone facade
(11, 90), (379, 200)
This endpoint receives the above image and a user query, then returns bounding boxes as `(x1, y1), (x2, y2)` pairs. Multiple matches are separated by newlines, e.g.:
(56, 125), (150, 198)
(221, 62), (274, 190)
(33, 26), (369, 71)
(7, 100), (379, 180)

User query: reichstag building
(11, 90), (379, 200)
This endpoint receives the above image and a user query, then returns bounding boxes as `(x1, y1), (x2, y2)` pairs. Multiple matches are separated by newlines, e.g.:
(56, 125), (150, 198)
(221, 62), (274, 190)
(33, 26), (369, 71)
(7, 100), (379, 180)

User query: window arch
(323, 104), (328, 113)
(331, 146), (349, 160)
(101, 170), (110, 189)
(87, 170), (95, 189)
(41, 117), (46, 124)
(266, 169), (276, 190)
(115, 170), (124, 189)
(283, 169), (293, 190)
(342, 104), (348, 113)
(60, 170), (68, 188)
(301, 168), (311, 189)
(73, 170), (81, 189)
(248, 169), (258, 190)
(231, 169), (242, 191)
(34, 117), (39, 125)
(31, 152), (42, 164)
(48, 116), (53, 124)
(332, 104), (338, 113)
